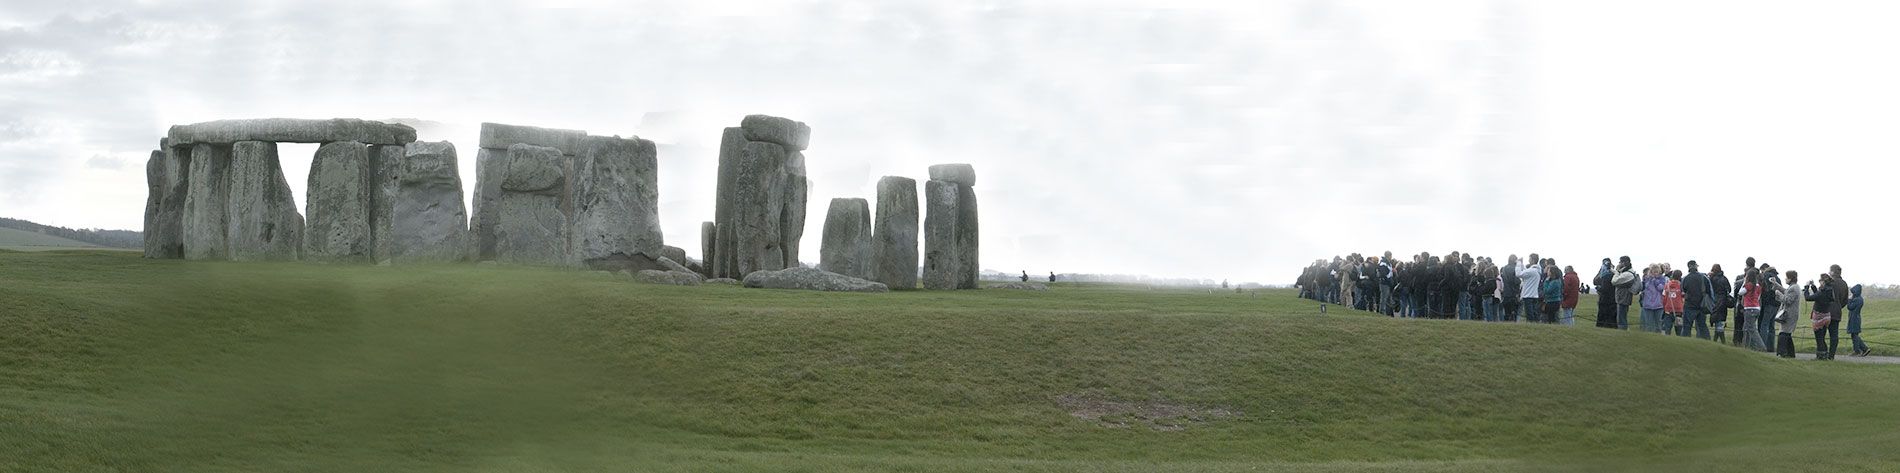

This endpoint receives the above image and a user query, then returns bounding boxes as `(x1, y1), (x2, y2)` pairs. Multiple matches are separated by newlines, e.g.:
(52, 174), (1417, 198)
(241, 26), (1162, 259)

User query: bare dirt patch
(1053, 393), (1240, 431)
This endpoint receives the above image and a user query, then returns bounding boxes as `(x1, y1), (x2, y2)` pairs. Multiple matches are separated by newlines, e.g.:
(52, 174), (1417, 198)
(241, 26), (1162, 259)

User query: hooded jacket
(1642, 274), (1667, 310)
(1613, 267), (1638, 306)
(1847, 284), (1865, 333)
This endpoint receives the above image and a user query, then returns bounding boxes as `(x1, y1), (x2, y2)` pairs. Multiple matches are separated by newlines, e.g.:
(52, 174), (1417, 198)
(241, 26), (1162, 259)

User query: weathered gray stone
(869, 176), (918, 290)
(955, 184), (979, 289)
(168, 118), (415, 146)
(569, 135), (662, 268)
(706, 278), (740, 285)
(634, 269), (702, 286)
(225, 141), (303, 261)
(493, 144), (567, 265)
(143, 145), (191, 259)
(181, 144), (230, 260)
(985, 282), (1049, 291)
(819, 198), (873, 279)
(478, 122), (587, 153)
(742, 267), (888, 293)
(928, 163), (977, 187)
(740, 114), (811, 151)
(731, 141), (788, 277)
(304, 141), (372, 262)
(367, 144), (404, 262)
(470, 147), (507, 260)
(699, 221), (717, 278)
(711, 127), (743, 279)
(387, 141), (468, 262)
(662, 245), (689, 268)
(920, 180), (961, 290)
(780, 152), (807, 267)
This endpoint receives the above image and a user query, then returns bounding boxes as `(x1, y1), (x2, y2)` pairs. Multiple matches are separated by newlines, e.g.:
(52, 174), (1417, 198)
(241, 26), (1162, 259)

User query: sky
(1, 0), (1894, 284)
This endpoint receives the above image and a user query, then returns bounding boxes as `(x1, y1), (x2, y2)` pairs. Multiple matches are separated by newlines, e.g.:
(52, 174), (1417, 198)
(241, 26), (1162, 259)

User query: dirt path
(1784, 352), (1900, 364)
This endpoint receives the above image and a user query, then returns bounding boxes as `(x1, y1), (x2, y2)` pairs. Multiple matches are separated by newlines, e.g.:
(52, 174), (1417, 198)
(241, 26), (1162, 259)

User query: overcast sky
(2, 0), (1895, 284)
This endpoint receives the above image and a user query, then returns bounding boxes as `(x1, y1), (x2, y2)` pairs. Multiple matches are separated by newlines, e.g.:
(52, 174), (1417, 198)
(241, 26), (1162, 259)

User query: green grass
(3, 251), (1898, 472)
(0, 227), (102, 249)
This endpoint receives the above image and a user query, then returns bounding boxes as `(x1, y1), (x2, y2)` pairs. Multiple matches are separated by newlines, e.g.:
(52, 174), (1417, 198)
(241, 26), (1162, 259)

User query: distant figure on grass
(1681, 261), (1714, 339)
(1561, 265), (1580, 325)
(1663, 270), (1684, 333)
(1640, 265), (1667, 334)
(1804, 273), (1838, 360)
(1739, 268), (1769, 353)
(1613, 256), (1638, 330)
(1760, 264), (1783, 353)
(1847, 284), (1869, 357)
(1517, 254), (1543, 323)
(1049, 272), (1056, 283)
(1593, 258), (1618, 328)
(1827, 265), (1851, 359)
(1775, 270), (1801, 358)
(1478, 264), (1501, 322)
(1540, 266), (1562, 324)
(1708, 264), (1732, 344)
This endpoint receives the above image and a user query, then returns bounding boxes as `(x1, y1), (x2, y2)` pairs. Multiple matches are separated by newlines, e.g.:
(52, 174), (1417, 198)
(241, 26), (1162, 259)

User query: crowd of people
(1297, 252), (1870, 359)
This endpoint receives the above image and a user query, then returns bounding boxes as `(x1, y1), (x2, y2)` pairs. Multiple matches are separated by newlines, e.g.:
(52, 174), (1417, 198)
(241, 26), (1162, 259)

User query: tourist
(1804, 273), (1837, 360)
(1828, 265), (1850, 360)
(1339, 256), (1358, 310)
(1739, 267), (1769, 352)
(1479, 265), (1500, 322)
(1614, 257), (1638, 330)
(1763, 266), (1785, 353)
(1775, 269), (1801, 358)
(1519, 254), (1543, 323)
(1049, 272), (1056, 283)
(1593, 258), (1618, 328)
(1641, 265), (1667, 334)
(1709, 264), (1731, 344)
(1377, 256), (1395, 316)
(1561, 265), (1580, 325)
(1020, 270), (1029, 282)
(1681, 261), (1713, 339)
(1460, 254), (1479, 320)
(1501, 255), (1522, 322)
(1847, 284), (1869, 357)
(1541, 266), (1563, 325)
(1663, 270), (1684, 334)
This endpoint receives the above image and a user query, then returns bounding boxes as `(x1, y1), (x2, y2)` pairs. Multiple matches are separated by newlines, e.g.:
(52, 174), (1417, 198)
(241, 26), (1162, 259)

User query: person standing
(1519, 254), (1544, 323)
(1804, 273), (1837, 360)
(1613, 257), (1638, 330)
(1709, 264), (1732, 344)
(1377, 257), (1395, 316)
(1739, 268), (1769, 352)
(1681, 261), (1714, 340)
(1500, 255), (1521, 323)
(1663, 270), (1685, 334)
(1775, 270), (1802, 358)
(1339, 256), (1358, 310)
(1847, 284), (1869, 356)
(1594, 258), (1618, 328)
(1561, 265), (1581, 326)
(1828, 265), (1850, 360)
(1542, 266), (1564, 325)
(1641, 265), (1668, 334)
(1760, 265), (1783, 352)
(1479, 265), (1500, 322)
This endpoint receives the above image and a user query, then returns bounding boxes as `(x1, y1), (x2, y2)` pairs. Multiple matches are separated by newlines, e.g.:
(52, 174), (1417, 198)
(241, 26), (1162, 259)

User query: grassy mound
(3, 251), (1896, 472)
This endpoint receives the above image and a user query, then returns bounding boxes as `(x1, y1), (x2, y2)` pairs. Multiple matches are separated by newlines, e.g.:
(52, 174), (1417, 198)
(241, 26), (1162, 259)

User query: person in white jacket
(1518, 253), (1544, 323)
(1776, 270), (1803, 358)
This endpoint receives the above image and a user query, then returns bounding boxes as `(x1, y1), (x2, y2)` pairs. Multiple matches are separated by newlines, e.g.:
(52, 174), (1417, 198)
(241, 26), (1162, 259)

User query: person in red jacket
(1560, 265), (1581, 325)
(1663, 270), (1686, 332)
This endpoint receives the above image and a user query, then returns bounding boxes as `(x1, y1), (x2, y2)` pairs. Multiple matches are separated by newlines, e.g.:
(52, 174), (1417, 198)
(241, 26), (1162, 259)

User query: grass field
(0, 227), (103, 249)
(3, 250), (1898, 472)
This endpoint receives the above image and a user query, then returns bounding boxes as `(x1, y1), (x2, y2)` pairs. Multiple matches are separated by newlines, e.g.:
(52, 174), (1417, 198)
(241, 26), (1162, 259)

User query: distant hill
(0, 218), (141, 249)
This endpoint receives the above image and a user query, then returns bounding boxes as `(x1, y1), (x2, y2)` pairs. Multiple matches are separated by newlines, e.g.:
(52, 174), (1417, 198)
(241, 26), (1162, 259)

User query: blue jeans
(1678, 308), (1709, 339)
(1522, 298), (1542, 323)
(1641, 308), (1665, 333)
(1459, 293), (1474, 320)
(1560, 307), (1576, 325)
(1483, 298), (1499, 322)
(1761, 303), (1780, 352)
(1617, 304), (1631, 330)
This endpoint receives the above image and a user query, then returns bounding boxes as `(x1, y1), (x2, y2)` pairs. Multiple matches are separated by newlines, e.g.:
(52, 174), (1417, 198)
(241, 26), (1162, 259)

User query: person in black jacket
(1709, 264), (1731, 343)
(1594, 258), (1618, 328)
(1805, 273), (1839, 360)
(1681, 261), (1714, 340)
(1500, 255), (1521, 323)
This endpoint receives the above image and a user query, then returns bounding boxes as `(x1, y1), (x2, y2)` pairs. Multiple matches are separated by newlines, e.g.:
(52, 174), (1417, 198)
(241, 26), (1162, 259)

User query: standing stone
(143, 143), (191, 259)
(493, 144), (568, 265)
(781, 151), (808, 267)
(225, 141), (303, 261)
(181, 144), (231, 260)
(869, 176), (918, 290)
(700, 221), (717, 278)
(569, 135), (663, 268)
(731, 141), (787, 276)
(304, 141), (372, 262)
(367, 144), (405, 262)
(955, 184), (980, 289)
(387, 141), (468, 262)
(470, 147), (508, 261)
(920, 179), (961, 290)
(819, 198), (872, 279)
(712, 127), (744, 278)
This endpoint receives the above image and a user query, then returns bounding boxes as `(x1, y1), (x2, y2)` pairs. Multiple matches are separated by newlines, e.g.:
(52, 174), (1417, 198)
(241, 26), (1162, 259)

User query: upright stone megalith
(143, 142), (191, 259)
(304, 141), (372, 262)
(921, 164), (978, 289)
(700, 221), (718, 278)
(820, 197), (872, 279)
(569, 135), (663, 268)
(493, 144), (568, 265)
(869, 176), (918, 290)
(181, 144), (231, 260)
(471, 123), (587, 262)
(385, 141), (469, 263)
(225, 141), (303, 261)
(710, 115), (811, 280)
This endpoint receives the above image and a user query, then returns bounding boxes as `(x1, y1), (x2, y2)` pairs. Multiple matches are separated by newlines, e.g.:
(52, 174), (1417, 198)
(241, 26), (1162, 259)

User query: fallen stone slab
(740, 114), (811, 151)
(705, 278), (741, 285)
(985, 282), (1049, 291)
(928, 163), (976, 187)
(168, 118), (416, 146)
(478, 122), (587, 153)
(742, 267), (889, 293)
(634, 269), (703, 286)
